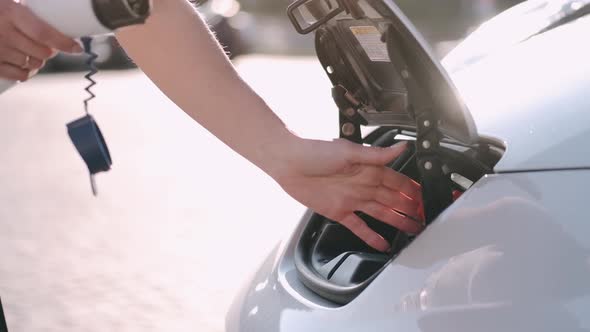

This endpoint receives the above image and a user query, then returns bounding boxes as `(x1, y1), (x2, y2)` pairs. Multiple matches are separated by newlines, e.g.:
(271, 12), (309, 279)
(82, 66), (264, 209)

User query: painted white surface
(449, 16), (590, 171)
(228, 171), (590, 331)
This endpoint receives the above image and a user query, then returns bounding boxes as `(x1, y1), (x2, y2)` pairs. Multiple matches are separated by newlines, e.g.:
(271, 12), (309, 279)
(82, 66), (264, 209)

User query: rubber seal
(67, 115), (112, 175)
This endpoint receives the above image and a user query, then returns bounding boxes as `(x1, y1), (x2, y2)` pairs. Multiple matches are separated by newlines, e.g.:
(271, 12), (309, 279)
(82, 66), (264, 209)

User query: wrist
(255, 128), (304, 180)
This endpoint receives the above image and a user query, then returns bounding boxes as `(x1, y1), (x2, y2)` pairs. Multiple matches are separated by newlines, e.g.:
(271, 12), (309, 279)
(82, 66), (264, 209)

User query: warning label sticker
(349, 26), (391, 62)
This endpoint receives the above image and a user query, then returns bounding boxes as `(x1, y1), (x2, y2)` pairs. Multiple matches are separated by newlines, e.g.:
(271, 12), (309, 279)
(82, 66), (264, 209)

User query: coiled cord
(81, 36), (97, 114)
(67, 36), (112, 196)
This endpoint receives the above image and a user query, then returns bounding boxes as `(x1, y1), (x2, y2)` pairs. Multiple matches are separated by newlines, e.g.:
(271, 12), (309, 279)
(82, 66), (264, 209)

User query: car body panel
(226, 170), (590, 331)
(443, 0), (590, 73)
(448, 15), (590, 172)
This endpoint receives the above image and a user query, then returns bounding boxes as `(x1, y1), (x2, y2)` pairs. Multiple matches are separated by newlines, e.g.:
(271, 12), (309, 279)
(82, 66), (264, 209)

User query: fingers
(359, 201), (424, 234)
(348, 141), (408, 166)
(2, 26), (53, 60)
(374, 186), (421, 219)
(29, 57), (43, 70)
(0, 63), (28, 81)
(10, 4), (82, 53)
(351, 184), (420, 219)
(0, 46), (43, 69)
(351, 165), (422, 204)
(381, 167), (422, 202)
(340, 214), (390, 252)
(0, 1), (81, 80)
(346, 139), (422, 202)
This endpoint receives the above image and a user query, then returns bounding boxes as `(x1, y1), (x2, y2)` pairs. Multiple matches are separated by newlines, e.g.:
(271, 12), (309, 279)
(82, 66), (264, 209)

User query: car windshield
(443, 0), (590, 73)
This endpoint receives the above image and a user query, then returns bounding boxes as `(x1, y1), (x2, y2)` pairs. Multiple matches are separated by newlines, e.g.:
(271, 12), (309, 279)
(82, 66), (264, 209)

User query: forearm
(115, 0), (297, 175)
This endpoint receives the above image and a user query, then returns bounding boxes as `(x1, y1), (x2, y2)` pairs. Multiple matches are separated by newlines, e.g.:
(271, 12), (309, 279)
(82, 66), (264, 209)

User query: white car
(226, 0), (590, 331)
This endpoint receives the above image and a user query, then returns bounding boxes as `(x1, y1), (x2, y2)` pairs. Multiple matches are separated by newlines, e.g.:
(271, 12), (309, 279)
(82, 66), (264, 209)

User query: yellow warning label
(349, 26), (391, 62)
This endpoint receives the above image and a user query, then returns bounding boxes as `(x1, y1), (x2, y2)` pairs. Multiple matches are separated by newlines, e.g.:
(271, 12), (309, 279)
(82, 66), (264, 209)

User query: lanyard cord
(81, 36), (98, 115)
(66, 36), (113, 196)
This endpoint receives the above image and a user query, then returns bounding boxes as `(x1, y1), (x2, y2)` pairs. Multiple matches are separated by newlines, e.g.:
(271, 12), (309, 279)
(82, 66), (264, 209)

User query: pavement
(0, 55), (339, 331)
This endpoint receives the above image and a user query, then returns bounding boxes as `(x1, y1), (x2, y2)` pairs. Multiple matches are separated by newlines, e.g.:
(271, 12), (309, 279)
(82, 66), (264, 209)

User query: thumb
(350, 141), (408, 165)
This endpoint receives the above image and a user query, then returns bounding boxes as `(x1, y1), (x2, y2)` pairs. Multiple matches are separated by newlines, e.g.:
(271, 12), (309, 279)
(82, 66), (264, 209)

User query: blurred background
(1, 1), (522, 331)
(42, 0), (524, 71)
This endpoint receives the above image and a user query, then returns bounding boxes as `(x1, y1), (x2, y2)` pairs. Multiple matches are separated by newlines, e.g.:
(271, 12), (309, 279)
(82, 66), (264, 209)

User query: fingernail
(378, 240), (391, 252)
(390, 141), (407, 149)
(413, 223), (425, 234)
(388, 142), (407, 154)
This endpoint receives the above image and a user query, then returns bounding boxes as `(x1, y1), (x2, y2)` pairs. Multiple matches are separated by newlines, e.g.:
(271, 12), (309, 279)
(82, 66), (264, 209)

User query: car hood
(447, 14), (590, 172)
(444, 0), (590, 73)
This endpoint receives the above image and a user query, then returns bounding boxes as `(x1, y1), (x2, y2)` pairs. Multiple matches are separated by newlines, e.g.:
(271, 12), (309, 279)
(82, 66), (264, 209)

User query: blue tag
(67, 115), (112, 195)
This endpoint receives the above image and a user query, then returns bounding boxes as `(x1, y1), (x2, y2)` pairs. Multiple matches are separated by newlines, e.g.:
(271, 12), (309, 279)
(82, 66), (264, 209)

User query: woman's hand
(0, 0), (82, 81)
(269, 138), (424, 252)
(114, 0), (423, 252)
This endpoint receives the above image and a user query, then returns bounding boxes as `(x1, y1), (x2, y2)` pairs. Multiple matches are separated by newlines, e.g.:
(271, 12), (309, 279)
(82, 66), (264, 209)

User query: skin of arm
(117, 0), (297, 179)
(114, 0), (425, 251)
